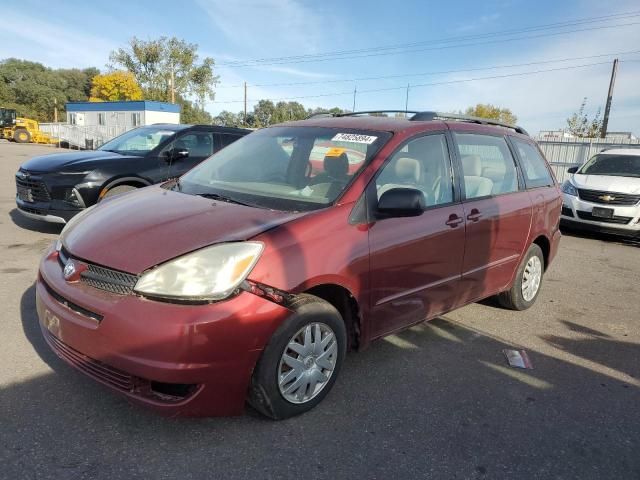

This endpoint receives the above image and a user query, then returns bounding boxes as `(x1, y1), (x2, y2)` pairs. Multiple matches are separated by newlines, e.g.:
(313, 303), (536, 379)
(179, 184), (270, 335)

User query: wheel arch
(303, 283), (362, 351)
(99, 176), (152, 199)
(532, 234), (551, 271)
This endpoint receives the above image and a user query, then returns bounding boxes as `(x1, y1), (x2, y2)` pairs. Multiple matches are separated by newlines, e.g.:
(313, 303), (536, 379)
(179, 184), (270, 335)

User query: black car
(15, 124), (250, 224)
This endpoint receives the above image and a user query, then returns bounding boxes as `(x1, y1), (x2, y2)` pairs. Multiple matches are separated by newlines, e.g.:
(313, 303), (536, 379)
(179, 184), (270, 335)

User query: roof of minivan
(278, 115), (528, 136)
(281, 115), (448, 133)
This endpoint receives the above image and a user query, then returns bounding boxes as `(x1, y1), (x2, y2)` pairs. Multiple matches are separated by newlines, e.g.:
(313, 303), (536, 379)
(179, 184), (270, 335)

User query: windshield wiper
(194, 192), (257, 208)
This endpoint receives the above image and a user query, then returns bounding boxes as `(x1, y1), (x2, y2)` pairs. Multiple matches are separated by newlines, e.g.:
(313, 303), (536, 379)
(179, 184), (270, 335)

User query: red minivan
(36, 111), (562, 419)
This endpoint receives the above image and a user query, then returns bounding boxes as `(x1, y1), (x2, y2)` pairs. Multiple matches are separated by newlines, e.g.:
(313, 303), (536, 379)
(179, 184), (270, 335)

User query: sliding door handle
(445, 214), (464, 228)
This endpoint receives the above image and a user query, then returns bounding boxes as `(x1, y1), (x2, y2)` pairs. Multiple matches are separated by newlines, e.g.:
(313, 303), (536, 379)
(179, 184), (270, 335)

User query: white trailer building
(65, 100), (180, 128)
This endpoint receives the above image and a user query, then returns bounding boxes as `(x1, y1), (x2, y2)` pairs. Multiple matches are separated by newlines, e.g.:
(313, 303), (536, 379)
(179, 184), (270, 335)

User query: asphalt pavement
(1, 141), (639, 479)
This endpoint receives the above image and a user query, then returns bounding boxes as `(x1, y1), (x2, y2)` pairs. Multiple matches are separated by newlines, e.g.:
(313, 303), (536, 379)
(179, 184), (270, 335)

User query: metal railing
(536, 136), (640, 183)
(38, 123), (128, 149)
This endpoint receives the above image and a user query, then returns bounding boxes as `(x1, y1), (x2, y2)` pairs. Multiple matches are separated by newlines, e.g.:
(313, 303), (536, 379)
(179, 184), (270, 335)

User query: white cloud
(407, 21), (640, 135)
(196, 0), (328, 54)
(0, 13), (116, 68)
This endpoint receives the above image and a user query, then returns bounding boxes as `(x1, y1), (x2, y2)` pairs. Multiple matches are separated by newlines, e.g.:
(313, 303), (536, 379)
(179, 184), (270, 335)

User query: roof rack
(305, 109), (528, 135)
(410, 111), (528, 135)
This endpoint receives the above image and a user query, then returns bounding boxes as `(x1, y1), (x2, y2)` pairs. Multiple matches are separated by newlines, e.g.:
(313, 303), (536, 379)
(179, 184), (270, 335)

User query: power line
(213, 61), (612, 105)
(215, 49), (640, 89)
(216, 11), (640, 68)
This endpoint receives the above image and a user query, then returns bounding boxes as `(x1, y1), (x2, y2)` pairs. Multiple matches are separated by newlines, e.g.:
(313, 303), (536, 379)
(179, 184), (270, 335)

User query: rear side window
(455, 133), (519, 199)
(218, 133), (244, 149)
(512, 138), (553, 188)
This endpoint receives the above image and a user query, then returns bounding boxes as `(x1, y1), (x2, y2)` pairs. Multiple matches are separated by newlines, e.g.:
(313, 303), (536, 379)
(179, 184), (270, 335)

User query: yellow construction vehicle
(0, 107), (57, 144)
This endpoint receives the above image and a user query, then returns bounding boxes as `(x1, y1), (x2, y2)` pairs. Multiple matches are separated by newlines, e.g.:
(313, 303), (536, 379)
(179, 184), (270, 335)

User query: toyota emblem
(63, 261), (76, 280)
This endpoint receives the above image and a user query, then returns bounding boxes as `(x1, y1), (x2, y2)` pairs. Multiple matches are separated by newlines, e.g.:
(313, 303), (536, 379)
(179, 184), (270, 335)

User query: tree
(566, 97), (602, 138)
(0, 58), (98, 121)
(465, 103), (518, 125)
(180, 96), (213, 124)
(213, 110), (243, 127)
(89, 71), (142, 101)
(109, 37), (219, 109)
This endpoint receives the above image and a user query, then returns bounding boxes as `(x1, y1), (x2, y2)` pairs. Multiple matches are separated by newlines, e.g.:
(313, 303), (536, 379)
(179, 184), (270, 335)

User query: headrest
(462, 155), (482, 176)
(395, 157), (420, 183)
(324, 153), (349, 178)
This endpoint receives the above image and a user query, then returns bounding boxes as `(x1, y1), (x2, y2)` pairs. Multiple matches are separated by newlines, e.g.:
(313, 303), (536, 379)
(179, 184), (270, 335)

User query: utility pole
(243, 82), (247, 126)
(600, 58), (618, 138)
(53, 98), (58, 123)
(352, 86), (357, 112)
(169, 62), (176, 103)
(405, 83), (410, 114)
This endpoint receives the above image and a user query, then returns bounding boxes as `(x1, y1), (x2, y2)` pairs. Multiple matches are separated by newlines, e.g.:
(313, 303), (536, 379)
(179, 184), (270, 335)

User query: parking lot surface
(1, 141), (639, 480)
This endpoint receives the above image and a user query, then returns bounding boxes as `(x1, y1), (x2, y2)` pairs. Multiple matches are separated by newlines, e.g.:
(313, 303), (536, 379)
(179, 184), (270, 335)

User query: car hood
(20, 150), (131, 173)
(63, 186), (307, 273)
(571, 173), (640, 194)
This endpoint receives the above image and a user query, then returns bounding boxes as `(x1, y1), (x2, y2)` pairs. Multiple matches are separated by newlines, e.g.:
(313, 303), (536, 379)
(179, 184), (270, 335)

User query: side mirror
(377, 188), (425, 217)
(567, 166), (579, 174)
(175, 149), (189, 159)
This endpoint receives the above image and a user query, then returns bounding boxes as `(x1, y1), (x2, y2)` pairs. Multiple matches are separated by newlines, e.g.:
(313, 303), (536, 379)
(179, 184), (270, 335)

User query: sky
(1, 0), (640, 135)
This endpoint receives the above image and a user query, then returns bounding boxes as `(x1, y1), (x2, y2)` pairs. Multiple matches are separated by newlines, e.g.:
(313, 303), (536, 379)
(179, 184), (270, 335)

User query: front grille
(576, 211), (633, 224)
(44, 329), (135, 392)
(577, 188), (640, 206)
(16, 173), (51, 202)
(59, 247), (138, 295)
(561, 206), (574, 217)
(82, 264), (138, 295)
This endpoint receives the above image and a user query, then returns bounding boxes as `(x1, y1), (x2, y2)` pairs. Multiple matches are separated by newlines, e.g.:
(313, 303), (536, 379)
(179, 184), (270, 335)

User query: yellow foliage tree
(465, 103), (518, 125)
(89, 71), (143, 102)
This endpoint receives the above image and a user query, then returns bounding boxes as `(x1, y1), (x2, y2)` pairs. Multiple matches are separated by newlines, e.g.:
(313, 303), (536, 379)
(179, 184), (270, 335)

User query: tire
(497, 243), (545, 311)
(248, 294), (347, 420)
(14, 129), (31, 143)
(99, 184), (138, 201)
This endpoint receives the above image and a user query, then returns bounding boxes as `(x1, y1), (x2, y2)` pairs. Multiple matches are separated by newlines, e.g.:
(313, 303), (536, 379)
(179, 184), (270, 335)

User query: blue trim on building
(65, 101), (181, 113)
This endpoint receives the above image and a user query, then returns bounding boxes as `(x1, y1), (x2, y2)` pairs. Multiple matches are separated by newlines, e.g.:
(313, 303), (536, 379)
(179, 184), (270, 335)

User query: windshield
(579, 153), (640, 178)
(98, 127), (180, 155)
(178, 126), (391, 211)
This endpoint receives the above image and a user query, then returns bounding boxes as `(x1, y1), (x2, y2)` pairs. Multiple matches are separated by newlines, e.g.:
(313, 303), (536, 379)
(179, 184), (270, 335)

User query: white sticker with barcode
(331, 133), (378, 144)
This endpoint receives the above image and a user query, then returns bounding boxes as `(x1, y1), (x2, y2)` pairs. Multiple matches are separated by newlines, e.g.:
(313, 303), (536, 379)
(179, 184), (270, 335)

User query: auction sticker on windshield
(331, 133), (378, 144)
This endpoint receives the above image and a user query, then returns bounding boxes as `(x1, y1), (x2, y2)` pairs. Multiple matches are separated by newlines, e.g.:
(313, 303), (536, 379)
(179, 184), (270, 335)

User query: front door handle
(445, 214), (464, 228)
(467, 209), (482, 222)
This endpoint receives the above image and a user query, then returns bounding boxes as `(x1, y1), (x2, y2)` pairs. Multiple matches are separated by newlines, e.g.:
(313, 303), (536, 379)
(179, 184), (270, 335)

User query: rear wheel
(14, 129), (31, 143)
(498, 243), (544, 310)
(99, 184), (138, 201)
(248, 294), (347, 420)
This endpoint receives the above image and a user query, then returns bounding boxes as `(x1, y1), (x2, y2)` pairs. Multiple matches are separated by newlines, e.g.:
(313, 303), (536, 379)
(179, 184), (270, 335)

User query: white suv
(560, 147), (640, 238)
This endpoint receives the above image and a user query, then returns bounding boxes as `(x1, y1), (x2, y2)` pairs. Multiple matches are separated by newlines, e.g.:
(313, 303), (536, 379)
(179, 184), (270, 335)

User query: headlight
(134, 242), (264, 301)
(561, 180), (577, 196)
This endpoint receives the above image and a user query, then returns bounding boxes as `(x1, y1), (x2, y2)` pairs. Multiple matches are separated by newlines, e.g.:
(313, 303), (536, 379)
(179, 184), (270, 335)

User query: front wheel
(248, 294), (347, 420)
(497, 243), (544, 310)
(14, 129), (31, 143)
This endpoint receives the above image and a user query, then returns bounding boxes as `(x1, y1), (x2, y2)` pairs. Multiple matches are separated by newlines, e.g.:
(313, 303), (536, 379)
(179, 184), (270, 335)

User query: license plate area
(591, 206), (614, 219)
(17, 186), (33, 202)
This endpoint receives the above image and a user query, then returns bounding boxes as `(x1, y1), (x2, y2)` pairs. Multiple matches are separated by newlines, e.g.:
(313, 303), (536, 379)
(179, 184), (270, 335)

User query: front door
(452, 132), (532, 302)
(368, 133), (466, 338)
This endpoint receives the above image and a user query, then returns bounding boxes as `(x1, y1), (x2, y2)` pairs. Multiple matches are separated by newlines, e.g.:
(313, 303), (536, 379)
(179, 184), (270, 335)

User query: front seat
(311, 153), (350, 184)
(378, 157), (421, 197)
(462, 155), (493, 198)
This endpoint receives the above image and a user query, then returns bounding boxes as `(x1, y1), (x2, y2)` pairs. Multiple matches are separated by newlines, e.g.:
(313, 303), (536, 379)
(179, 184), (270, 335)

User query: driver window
(376, 134), (453, 207)
(173, 132), (214, 158)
